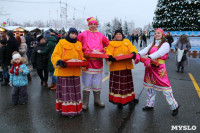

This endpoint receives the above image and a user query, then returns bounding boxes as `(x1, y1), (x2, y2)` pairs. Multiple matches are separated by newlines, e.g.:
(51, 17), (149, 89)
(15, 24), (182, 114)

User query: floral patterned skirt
(143, 64), (172, 91)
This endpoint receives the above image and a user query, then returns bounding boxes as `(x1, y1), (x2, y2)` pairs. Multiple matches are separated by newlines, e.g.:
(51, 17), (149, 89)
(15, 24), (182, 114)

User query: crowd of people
(0, 17), (192, 119)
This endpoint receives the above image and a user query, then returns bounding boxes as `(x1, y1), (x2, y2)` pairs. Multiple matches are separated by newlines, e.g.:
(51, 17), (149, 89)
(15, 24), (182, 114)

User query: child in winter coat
(9, 51), (29, 105)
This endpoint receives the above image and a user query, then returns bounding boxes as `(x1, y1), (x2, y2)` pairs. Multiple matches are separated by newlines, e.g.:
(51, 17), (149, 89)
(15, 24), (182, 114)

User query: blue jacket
(9, 64), (29, 87)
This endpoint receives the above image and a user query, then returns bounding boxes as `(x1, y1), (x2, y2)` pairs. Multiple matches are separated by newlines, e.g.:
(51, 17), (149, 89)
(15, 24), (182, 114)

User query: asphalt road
(0, 45), (200, 133)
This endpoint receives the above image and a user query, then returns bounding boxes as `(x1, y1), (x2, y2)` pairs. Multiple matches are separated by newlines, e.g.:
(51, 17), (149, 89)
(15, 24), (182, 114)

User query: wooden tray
(114, 54), (133, 61)
(64, 61), (88, 67)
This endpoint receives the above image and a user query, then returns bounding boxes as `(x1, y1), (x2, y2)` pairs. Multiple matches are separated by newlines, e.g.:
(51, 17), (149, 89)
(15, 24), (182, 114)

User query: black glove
(108, 55), (116, 62)
(56, 60), (67, 68)
(132, 52), (136, 59)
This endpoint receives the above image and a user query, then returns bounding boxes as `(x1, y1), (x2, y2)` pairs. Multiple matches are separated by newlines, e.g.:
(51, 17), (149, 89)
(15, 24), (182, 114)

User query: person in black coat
(0, 39), (7, 82)
(135, 33), (139, 44)
(166, 32), (174, 48)
(5, 31), (19, 66)
(1, 31), (19, 86)
(142, 33), (147, 47)
(31, 35), (48, 87)
(131, 33), (135, 44)
(25, 32), (34, 61)
(0, 39), (7, 66)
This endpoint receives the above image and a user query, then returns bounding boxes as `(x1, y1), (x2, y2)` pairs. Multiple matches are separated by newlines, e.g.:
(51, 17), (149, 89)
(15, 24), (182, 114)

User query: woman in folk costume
(51, 28), (85, 118)
(134, 28), (179, 116)
(77, 17), (109, 110)
(106, 30), (138, 109)
(175, 35), (191, 73)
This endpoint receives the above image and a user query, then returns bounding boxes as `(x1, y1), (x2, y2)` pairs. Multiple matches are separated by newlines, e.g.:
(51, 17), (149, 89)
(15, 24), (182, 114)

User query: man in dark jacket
(37, 30), (57, 90)
(0, 39), (7, 82)
(0, 39), (7, 66)
(2, 31), (19, 85)
(142, 33), (147, 47)
(131, 33), (135, 44)
(31, 35), (48, 87)
(25, 32), (34, 61)
(135, 33), (139, 44)
(5, 30), (19, 65)
(166, 32), (174, 48)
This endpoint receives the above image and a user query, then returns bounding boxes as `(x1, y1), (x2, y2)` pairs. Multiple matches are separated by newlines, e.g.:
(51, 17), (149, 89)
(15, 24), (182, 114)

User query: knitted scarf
(10, 62), (22, 76)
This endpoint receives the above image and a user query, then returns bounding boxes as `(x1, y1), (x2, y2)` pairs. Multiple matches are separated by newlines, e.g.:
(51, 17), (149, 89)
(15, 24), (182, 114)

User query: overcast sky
(1, 0), (158, 28)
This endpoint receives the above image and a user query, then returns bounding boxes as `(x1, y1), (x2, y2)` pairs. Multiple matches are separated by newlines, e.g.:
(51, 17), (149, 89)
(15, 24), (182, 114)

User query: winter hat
(37, 35), (44, 42)
(0, 39), (7, 45)
(7, 30), (14, 37)
(155, 28), (166, 37)
(87, 17), (97, 26)
(65, 27), (78, 43)
(12, 53), (22, 60)
(44, 30), (51, 39)
(114, 30), (125, 39)
(68, 27), (78, 35)
(114, 30), (123, 35)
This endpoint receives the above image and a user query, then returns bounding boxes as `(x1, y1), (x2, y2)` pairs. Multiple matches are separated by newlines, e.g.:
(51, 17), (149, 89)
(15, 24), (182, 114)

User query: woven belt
(155, 59), (165, 64)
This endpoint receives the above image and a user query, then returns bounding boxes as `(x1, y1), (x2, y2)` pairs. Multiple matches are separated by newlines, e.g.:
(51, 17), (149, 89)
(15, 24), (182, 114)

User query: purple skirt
(56, 76), (82, 116)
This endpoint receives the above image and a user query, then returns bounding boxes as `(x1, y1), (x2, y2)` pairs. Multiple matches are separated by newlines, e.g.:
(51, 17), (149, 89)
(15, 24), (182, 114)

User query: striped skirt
(109, 69), (135, 105)
(56, 76), (82, 116)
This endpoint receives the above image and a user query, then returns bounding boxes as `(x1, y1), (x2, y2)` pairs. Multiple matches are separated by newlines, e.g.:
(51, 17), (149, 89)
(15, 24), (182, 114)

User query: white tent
(4, 26), (24, 31)
(24, 27), (40, 32)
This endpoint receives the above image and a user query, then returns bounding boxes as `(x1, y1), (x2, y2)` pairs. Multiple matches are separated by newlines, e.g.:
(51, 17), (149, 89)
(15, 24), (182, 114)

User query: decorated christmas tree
(152, 0), (200, 31)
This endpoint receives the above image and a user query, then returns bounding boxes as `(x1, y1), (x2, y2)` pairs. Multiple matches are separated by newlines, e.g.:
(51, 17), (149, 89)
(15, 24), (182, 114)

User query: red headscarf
(155, 28), (166, 37)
